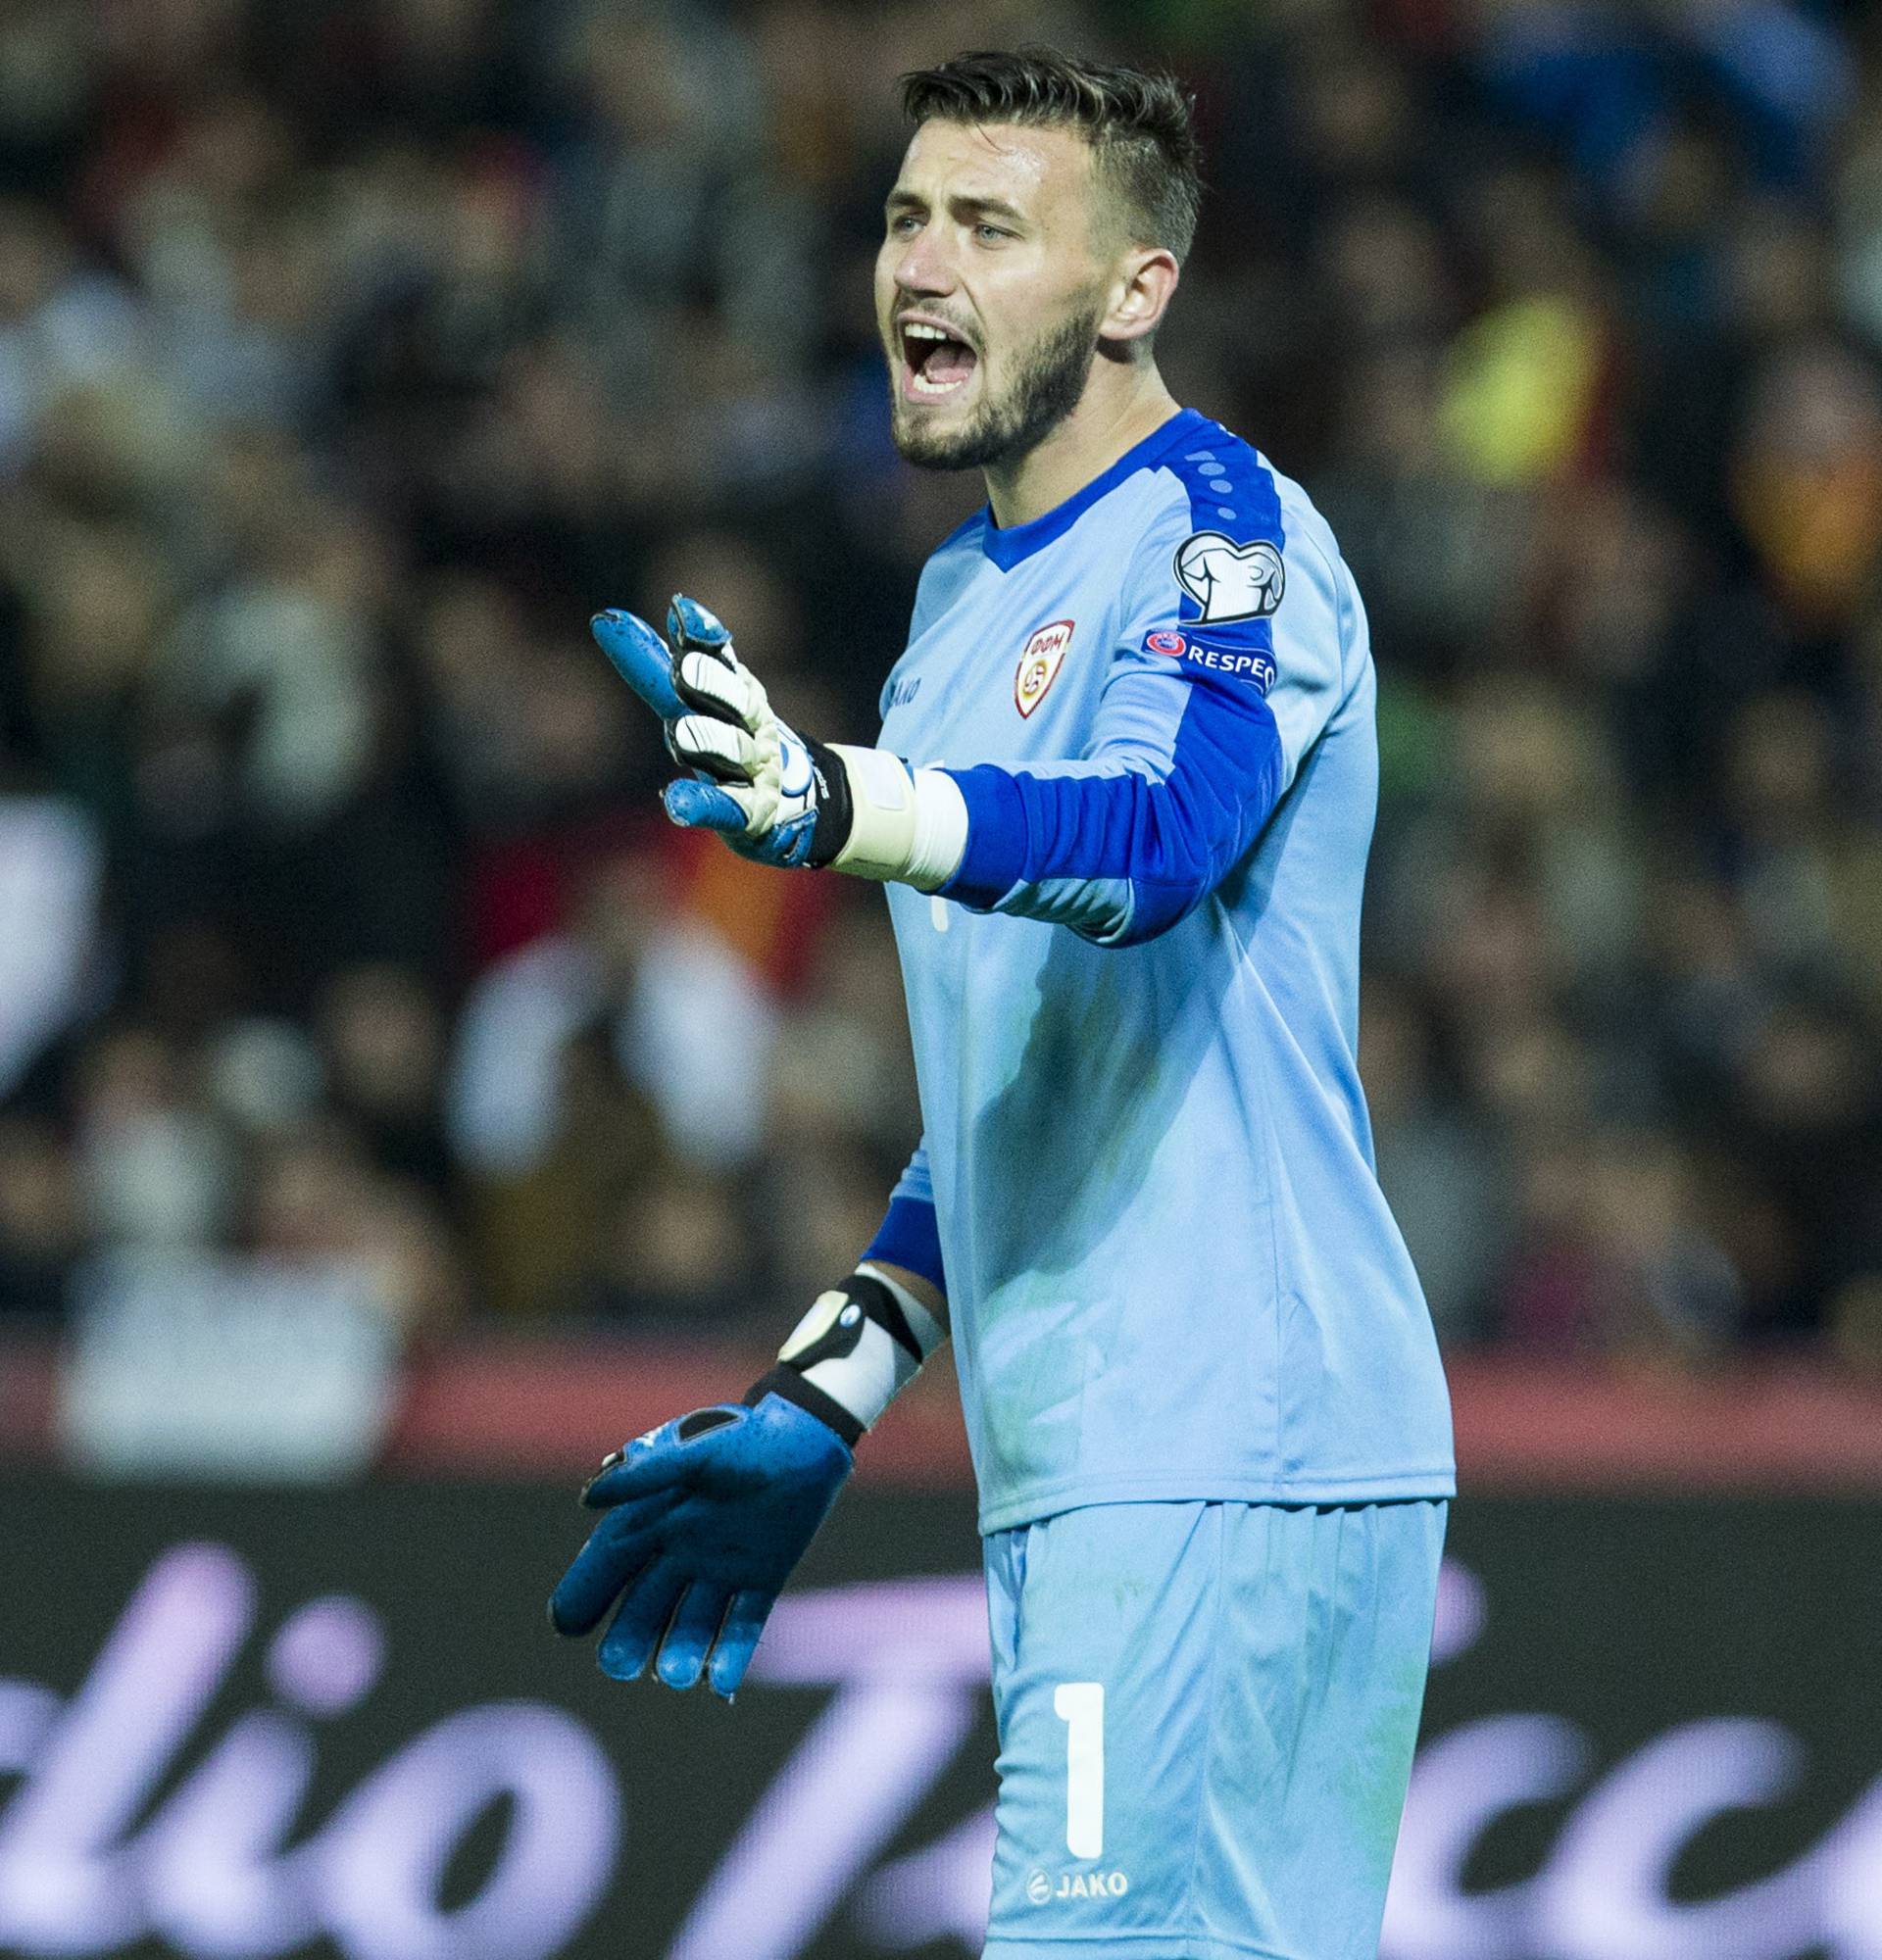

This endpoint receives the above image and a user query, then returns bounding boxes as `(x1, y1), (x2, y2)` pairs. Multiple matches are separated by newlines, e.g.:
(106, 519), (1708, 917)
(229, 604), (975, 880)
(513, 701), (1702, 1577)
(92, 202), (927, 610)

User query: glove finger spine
(671, 715), (760, 783)
(674, 650), (762, 729)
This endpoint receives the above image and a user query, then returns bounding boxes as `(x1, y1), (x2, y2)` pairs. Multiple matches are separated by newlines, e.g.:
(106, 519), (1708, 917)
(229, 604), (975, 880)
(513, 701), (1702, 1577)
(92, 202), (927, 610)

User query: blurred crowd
(1, 0), (1879, 1372)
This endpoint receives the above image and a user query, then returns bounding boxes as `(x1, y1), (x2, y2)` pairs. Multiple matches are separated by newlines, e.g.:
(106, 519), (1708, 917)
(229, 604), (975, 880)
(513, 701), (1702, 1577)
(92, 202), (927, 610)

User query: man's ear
(1102, 246), (1180, 347)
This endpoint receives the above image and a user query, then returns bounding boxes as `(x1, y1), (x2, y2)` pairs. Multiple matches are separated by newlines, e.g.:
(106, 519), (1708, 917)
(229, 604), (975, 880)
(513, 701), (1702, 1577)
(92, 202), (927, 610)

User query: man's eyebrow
(952, 193), (1027, 224)
(883, 188), (1030, 225)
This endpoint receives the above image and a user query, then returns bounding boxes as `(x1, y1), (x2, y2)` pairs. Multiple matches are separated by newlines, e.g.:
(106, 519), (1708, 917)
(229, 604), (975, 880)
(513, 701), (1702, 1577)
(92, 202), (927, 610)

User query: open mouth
(900, 318), (978, 400)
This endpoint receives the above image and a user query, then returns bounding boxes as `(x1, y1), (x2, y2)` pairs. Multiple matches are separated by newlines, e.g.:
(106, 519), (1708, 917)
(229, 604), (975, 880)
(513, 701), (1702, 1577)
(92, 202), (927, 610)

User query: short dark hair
(900, 47), (1204, 264)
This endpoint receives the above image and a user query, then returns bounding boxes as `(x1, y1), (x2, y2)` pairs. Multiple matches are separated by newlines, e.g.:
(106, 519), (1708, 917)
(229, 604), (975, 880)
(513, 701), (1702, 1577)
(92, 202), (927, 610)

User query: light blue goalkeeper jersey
(865, 408), (1454, 1534)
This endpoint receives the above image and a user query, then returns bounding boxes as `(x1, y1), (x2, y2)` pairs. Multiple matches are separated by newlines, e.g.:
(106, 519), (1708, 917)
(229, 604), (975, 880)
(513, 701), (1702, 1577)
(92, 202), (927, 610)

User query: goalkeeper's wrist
(808, 744), (966, 891)
(745, 1263), (948, 1446)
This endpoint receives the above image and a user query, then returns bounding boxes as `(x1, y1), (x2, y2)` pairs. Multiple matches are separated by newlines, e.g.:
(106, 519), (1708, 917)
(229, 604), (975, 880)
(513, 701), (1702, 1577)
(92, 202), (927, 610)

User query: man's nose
(894, 229), (957, 298)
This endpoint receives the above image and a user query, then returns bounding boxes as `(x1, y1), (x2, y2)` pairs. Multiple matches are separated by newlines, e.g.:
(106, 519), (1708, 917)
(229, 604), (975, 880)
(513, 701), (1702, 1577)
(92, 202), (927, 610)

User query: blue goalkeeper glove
(549, 1266), (945, 1694)
(591, 597), (853, 867)
(548, 1390), (853, 1697)
(590, 596), (966, 886)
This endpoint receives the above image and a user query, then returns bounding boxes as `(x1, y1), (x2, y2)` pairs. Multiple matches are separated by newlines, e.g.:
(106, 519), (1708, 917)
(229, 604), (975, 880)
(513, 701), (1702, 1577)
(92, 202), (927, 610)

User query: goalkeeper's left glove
(591, 597), (966, 888)
(549, 1263), (945, 1696)
(549, 1391), (852, 1698)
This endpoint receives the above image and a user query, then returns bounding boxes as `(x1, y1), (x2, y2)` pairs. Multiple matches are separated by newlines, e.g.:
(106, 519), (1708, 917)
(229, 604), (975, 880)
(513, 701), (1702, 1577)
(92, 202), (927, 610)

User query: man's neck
(983, 363), (1181, 529)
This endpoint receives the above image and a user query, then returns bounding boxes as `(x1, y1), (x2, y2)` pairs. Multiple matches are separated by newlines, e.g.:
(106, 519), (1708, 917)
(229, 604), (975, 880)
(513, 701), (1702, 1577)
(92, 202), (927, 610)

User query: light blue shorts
(981, 1498), (1446, 1960)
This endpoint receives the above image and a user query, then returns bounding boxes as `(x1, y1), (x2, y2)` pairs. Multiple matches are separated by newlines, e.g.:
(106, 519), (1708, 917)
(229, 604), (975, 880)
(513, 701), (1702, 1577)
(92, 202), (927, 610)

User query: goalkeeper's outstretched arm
(589, 586), (1314, 947)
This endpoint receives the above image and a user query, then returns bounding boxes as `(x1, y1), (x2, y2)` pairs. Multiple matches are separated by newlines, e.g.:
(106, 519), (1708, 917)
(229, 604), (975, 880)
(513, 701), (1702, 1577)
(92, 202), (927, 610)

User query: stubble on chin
(888, 404), (976, 470)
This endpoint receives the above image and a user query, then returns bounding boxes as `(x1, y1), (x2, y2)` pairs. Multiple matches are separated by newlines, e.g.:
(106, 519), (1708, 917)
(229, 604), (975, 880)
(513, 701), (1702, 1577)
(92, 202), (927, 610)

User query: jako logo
(1015, 620), (1073, 718)
(0, 1544), (619, 1959)
(1030, 1869), (1130, 1902)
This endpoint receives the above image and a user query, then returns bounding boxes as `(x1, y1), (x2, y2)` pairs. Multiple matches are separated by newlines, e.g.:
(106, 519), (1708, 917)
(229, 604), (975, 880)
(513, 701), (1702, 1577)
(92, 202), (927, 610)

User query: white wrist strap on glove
(825, 747), (968, 892)
(773, 1262), (948, 1435)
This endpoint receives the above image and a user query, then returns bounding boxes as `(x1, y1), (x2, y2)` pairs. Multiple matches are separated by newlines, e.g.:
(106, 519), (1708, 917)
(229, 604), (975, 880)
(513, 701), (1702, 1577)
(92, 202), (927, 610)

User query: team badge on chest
(1015, 618), (1074, 718)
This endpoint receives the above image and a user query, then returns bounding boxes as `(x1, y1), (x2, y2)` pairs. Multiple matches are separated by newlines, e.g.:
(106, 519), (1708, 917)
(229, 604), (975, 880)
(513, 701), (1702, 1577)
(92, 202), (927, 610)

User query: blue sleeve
(938, 457), (1351, 947)
(862, 1141), (946, 1297)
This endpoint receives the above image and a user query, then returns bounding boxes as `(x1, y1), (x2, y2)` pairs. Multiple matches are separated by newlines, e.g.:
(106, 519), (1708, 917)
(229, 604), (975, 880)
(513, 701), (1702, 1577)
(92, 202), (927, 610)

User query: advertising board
(0, 1477), (1874, 1959)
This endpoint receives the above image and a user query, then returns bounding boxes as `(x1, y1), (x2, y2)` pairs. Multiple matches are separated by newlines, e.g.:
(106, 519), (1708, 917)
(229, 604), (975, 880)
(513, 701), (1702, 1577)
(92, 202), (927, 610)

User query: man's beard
(891, 301), (1103, 472)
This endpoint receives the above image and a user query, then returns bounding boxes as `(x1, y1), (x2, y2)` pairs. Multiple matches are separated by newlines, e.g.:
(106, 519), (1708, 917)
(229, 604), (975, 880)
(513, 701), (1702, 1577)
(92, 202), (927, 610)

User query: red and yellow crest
(1015, 619), (1074, 718)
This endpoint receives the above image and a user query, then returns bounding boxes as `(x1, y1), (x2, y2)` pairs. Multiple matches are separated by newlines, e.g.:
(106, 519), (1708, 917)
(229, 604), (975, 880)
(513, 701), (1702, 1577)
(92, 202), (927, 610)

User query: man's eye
(890, 213), (922, 235)
(974, 223), (1012, 242)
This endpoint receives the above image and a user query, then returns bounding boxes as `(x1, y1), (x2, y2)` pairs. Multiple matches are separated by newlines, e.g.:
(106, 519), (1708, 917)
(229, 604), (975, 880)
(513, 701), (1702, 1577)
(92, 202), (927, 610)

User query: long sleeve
(862, 1139), (947, 1298)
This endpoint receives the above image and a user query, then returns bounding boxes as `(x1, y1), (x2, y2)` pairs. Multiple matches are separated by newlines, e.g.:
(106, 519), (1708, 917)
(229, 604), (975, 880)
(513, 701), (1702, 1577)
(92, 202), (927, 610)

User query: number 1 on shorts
(1054, 1682), (1105, 1859)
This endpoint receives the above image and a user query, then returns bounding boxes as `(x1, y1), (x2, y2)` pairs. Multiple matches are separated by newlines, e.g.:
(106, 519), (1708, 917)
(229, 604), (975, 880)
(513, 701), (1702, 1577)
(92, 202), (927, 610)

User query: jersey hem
(973, 1468), (1457, 1536)
(982, 1934), (1307, 1959)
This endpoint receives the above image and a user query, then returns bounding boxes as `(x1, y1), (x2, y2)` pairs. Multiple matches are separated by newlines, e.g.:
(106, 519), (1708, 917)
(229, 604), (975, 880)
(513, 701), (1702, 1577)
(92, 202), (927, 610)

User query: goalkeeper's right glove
(589, 597), (967, 886)
(548, 1265), (944, 1697)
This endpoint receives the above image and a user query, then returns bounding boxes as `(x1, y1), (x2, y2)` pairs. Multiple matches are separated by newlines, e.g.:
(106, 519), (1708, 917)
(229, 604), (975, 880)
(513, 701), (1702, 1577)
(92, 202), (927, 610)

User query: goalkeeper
(552, 47), (1454, 1960)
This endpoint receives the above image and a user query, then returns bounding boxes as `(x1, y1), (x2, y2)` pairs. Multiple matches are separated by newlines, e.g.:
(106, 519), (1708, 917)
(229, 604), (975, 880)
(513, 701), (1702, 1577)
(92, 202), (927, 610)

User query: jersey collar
(977, 407), (1209, 571)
